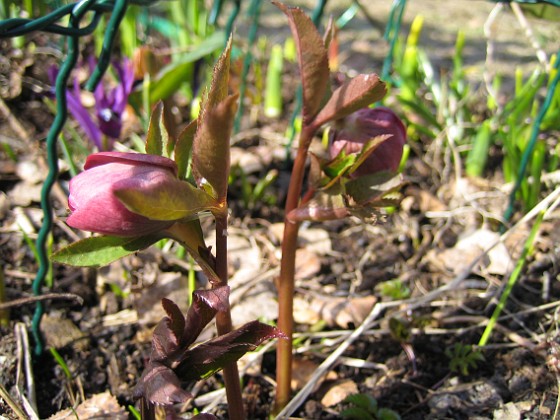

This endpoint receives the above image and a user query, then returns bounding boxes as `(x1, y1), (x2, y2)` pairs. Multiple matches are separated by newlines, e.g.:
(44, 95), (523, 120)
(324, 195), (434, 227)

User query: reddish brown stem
(274, 125), (316, 412)
(214, 213), (245, 420)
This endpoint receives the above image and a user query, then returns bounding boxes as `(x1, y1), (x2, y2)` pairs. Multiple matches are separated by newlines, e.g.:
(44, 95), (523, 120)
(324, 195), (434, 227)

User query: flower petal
(84, 151), (178, 176)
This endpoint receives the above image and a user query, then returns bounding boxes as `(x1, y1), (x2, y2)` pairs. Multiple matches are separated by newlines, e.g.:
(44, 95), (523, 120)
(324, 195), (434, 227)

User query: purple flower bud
(329, 107), (407, 176)
(67, 152), (178, 237)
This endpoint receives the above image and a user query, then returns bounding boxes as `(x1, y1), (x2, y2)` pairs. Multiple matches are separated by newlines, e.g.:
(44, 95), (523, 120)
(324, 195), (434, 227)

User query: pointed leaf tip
(161, 298), (186, 344)
(145, 101), (175, 157)
(274, 1), (330, 121)
(192, 94), (239, 202)
(313, 74), (386, 127)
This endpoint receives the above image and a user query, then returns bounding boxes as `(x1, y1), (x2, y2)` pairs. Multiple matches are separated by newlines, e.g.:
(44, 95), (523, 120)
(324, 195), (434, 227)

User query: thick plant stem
(275, 125), (316, 412)
(214, 213), (245, 420)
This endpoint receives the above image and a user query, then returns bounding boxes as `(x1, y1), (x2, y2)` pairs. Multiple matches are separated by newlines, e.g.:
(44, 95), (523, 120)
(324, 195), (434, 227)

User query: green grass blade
(478, 211), (544, 346)
(466, 120), (493, 177)
(49, 347), (72, 379)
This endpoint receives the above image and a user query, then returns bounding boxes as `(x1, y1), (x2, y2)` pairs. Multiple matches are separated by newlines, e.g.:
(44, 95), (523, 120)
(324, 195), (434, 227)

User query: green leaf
(141, 31), (226, 103)
(145, 101), (174, 157)
(340, 407), (374, 420)
(274, 2), (330, 121)
(466, 120), (492, 178)
(313, 74), (386, 128)
(167, 219), (220, 284)
(324, 151), (356, 179)
(344, 394), (378, 413)
(389, 317), (411, 342)
(377, 408), (401, 420)
(51, 235), (161, 267)
(174, 119), (197, 180)
(348, 135), (392, 175)
(345, 172), (404, 205)
(115, 178), (219, 221)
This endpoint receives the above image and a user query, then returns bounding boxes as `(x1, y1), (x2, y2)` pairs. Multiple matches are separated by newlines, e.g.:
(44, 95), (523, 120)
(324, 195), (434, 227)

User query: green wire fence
(0, 0), (138, 355)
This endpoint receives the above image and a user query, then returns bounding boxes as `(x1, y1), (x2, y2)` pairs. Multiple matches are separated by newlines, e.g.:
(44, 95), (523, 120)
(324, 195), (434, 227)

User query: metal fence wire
(0, 0), (144, 355)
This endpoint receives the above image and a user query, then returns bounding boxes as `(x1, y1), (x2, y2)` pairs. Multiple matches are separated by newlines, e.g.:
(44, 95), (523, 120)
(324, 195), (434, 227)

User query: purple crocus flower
(91, 57), (135, 146)
(49, 58), (134, 150)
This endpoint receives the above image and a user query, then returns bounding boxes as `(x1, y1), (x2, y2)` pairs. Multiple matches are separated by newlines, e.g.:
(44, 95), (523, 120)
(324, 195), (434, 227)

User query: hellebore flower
(49, 58), (134, 150)
(329, 107), (407, 177)
(67, 152), (178, 237)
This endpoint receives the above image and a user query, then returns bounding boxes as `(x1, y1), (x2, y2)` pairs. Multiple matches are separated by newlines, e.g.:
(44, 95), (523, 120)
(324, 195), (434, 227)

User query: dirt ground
(1, 1), (560, 419)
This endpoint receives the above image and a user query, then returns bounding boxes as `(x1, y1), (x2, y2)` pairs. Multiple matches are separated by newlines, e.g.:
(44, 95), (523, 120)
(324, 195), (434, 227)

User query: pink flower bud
(67, 152), (179, 237)
(329, 107), (407, 176)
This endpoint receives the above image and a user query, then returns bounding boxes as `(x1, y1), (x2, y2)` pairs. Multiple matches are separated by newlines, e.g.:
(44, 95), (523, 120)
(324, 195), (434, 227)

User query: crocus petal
(96, 108), (121, 141)
(66, 79), (103, 150)
(112, 58), (134, 114)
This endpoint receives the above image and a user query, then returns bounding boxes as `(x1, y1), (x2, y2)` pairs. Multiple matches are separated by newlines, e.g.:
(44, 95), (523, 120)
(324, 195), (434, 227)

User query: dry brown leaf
(48, 391), (127, 419)
(40, 313), (89, 351)
(400, 187), (447, 213)
(298, 228), (333, 255)
(295, 248), (322, 280)
(291, 357), (337, 391)
(427, 228), (512, 276)
(294, 295), (377, 328)
(320, 379), (359, 407)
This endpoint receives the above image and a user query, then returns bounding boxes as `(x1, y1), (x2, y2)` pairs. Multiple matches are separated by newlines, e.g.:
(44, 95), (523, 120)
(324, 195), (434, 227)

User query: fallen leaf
(295, 248), (322, 280)
(320, 379), (359, 407)
(294, 295), (377, 328)
(291, 357), (337, 391)
(40, 313), (89, 351)
(49, 391), (127, 419)
(429, 228), (513, 276)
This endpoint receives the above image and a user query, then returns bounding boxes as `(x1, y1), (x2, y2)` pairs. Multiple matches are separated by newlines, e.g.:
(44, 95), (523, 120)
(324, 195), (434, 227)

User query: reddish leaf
(206, 36), (233, 108)
(149, 288), (229, 362)
(151, 318), (180, 361)
(182, 286), (230, 348)
(274, 2), (330, 121)
(176, 321), (287, 381)
(133, 362), (192, 405)
(312, 74), (386, 128)
(192, 94), (239, 203)
(161, 298), (186, 345)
